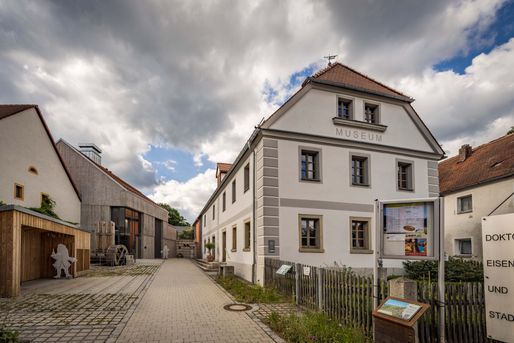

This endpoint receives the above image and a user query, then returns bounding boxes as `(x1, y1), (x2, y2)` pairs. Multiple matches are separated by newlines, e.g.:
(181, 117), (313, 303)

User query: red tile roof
(439, 134), (514, 195)
(304, 62), (410, 100)
(216, 162), (232, 174)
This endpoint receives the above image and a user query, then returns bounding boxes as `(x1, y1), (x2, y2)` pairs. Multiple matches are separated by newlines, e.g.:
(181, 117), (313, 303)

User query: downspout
(251, 141), (257, 284)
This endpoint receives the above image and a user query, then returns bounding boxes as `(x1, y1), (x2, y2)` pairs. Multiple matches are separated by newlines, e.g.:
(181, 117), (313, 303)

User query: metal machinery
(92, 221), (132, 266)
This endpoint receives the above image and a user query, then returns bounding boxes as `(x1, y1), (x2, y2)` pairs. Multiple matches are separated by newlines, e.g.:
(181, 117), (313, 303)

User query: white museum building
(197, 63), (445, 284)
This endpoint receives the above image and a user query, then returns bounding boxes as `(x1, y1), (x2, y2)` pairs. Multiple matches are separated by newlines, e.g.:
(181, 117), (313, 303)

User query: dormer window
(364, 103), (379, 124)
(337, 98), (353, 119)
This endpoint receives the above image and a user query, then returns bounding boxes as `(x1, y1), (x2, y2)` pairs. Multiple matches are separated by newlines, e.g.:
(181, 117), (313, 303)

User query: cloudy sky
(1, 0), (513, 222)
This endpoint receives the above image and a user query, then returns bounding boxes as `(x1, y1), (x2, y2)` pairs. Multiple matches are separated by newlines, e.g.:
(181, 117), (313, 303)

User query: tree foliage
(178, 227), (194, 239)
(204, 242), (215, 253)
(159, 203), (190, 226)
(507, 126), (514, 135)
(403, 257), (483, 282)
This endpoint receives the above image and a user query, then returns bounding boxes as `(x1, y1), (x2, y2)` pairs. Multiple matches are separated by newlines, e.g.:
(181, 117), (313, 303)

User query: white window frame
(454, 237), (473, 257)
(457, 195), (473, 214)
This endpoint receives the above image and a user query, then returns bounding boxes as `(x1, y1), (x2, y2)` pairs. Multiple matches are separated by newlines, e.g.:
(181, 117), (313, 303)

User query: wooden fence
(264, 258), (490, 343)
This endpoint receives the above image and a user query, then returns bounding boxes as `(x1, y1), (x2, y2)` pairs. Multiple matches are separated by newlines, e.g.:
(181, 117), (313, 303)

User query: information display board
(373, 296), (430, 327)
(377, 298), (422, 321)
(482, 213), (514, 343)
(380, 199), (440, 260)
(373, 297), (430, 343)
(276, 264), (292, 275)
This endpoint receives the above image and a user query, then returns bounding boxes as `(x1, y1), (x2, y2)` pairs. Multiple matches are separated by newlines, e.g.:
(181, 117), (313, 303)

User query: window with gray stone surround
(337, 97), (353, 119)
(350, 153), (370, 187)
(298, 215), (323, 252)
(350, 217), (372, 254)
(300, 148), (321, 182)
(244, 221), (251, 251)
(364, 102), (380, 124)
(397, 159), (414, 191)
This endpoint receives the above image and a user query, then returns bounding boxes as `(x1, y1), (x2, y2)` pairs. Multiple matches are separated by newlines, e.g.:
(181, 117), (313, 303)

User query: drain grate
(223, 303), (253, 312)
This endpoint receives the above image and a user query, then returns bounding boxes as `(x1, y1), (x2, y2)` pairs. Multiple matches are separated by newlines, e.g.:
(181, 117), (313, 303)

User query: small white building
(440, 135), (514, 260)
(0, 105), (81, 222)
(0, 104), (89, 296)
(198, 63), (444, 284)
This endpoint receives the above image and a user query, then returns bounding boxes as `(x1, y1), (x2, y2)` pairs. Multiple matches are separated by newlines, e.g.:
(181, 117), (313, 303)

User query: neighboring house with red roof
(56, 139), (169, 260)
(216, 162), (232, 186)
(439, 134), (514, 260)
(197, 62), (444, 284)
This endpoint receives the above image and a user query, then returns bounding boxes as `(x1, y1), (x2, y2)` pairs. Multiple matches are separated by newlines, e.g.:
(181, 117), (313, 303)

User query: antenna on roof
(323, 54), (337, 66)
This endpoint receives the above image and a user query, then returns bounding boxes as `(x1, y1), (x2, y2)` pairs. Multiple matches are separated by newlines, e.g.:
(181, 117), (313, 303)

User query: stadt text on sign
(482, 213), (514, 343)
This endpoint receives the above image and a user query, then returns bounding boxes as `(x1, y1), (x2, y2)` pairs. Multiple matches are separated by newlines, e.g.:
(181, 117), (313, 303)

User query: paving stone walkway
(0, 260), (161, 342)
(116, 259), (275, 343)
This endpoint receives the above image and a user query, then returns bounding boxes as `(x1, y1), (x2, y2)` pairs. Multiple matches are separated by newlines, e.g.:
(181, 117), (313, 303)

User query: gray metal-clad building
(56, 139), (168, 259)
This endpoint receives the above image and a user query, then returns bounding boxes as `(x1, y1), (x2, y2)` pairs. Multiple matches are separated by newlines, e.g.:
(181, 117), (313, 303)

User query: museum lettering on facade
(335, 127), (383, 142)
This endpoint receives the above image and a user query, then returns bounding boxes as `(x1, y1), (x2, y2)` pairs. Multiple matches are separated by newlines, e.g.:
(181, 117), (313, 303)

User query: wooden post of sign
(438, 198), (446, 343)
(389, 278), (419, 343)
(373, 200), (380, 342)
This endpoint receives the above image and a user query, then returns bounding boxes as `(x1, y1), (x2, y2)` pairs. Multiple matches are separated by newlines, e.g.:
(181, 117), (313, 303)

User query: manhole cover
(223, 303), (253, 312)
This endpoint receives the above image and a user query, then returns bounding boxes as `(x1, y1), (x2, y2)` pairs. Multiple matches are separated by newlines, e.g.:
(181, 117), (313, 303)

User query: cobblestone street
(0, 261), (161, 342)
(117, 259), (275, 343)
(0, 259), (277, 343)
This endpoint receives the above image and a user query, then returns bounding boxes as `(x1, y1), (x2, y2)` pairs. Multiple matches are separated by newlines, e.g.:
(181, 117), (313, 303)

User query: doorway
(222, 231), (227, 262)
(154, 219), (162, 258)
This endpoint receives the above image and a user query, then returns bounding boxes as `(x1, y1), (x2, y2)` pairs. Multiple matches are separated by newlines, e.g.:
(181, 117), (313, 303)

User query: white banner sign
(482, 213), (514, 343)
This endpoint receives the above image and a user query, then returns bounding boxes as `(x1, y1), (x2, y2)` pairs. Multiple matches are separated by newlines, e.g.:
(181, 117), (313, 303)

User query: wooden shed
(0, 205), (90, 297)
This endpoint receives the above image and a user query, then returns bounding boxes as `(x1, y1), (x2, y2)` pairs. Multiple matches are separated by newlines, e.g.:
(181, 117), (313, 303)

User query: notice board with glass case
(379, 199), (440, 260)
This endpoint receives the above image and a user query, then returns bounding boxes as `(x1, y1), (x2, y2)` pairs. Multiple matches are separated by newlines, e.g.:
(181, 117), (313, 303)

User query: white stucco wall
(277, 139), (433, 271)
(271, 88), (435, 153)
(202, 154), (254, 280)
(444, 177), (514, 260)
(0, 108), (81, 223)
(200, 83), (441, 283)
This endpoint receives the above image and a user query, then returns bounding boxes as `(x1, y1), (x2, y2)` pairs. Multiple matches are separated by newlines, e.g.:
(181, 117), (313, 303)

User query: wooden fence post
(295, 263), (300, 305)
(317, 267), (323, 310)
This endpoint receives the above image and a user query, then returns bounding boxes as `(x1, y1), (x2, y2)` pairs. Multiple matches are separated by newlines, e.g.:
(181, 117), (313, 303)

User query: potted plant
(205, 242), (215, 262)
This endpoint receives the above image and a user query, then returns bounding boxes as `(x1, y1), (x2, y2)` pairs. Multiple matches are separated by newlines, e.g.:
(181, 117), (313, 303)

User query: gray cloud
(0, 0), (509, 197)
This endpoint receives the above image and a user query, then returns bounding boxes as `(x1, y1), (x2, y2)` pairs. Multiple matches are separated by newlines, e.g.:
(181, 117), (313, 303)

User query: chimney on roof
(458, 144), (473, 162)
(79, 143), (102, 165)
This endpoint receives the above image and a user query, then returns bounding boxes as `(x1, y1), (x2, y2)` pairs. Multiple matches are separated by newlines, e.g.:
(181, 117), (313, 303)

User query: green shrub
(266, 311), (369, 343)
(29, 195), (60, 220)
(217, 276), (287, 303)
(403, 257), (483, 282)
(0, 200), (6, 206)
(0, 326), (19, 343)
